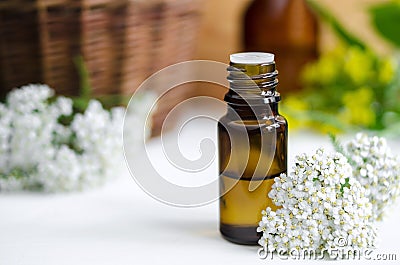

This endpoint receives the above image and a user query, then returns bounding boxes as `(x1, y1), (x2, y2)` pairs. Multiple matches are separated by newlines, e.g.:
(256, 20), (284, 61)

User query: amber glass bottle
(218, 52), (287, 245)
(243, 0), (318, 92)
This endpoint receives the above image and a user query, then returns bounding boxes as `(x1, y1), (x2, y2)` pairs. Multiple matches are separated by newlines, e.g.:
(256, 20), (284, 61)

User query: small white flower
(257, 148), (377, 254)
(0, 85), (154, 192)
(345, 133), (400, 221)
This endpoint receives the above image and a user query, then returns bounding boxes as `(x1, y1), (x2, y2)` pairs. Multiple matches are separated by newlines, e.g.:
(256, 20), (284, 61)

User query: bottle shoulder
(275, 114), (288, 125)
(219, 112), (287, 122)
(218, 113), (287, 131)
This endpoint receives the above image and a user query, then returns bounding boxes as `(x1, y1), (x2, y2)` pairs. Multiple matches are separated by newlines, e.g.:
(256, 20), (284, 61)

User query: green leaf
(370, 2), (400, 48)
(307, 0), (367, 50)
(340, 177), (350, 195)
(329, 133), (344, 154)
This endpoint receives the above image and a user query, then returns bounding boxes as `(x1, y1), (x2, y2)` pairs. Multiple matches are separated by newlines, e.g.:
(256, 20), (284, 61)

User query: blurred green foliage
(282, 0), (400, 135)
(370, 1), (400, 48)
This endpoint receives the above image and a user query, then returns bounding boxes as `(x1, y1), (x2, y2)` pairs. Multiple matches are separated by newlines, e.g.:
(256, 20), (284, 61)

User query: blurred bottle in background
(243, 0), (318, 92)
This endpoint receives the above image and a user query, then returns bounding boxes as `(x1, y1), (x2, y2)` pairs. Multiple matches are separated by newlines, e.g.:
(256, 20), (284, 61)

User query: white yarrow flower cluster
(345, 133), (400, 220)
(257, 148), (377, 254)
(0, 84), (153, 192)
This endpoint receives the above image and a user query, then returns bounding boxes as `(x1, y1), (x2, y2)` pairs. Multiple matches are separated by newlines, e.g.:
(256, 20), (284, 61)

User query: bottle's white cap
(230, 52), (275, 64)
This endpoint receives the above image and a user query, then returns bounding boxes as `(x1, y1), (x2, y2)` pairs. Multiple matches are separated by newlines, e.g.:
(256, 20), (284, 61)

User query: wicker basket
(0, 0), (202, 133)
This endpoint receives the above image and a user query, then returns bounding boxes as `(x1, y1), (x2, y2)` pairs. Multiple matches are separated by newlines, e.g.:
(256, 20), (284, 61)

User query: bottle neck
(225, 60), (281, 119)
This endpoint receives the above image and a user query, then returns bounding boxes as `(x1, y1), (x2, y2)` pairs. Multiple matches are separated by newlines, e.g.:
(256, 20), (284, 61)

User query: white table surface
(1, 103), (399, 265)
